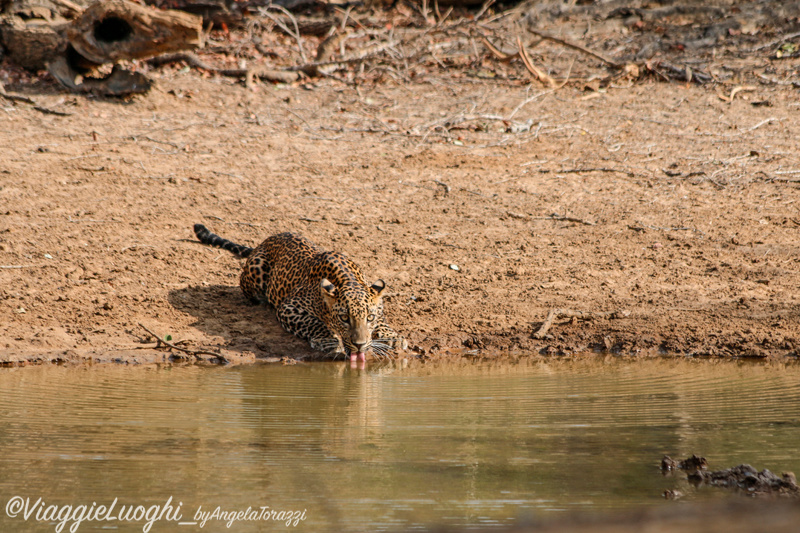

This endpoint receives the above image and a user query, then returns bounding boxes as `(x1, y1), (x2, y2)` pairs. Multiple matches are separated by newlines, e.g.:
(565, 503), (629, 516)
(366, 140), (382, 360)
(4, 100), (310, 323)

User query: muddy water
(1, 358), (799, 532)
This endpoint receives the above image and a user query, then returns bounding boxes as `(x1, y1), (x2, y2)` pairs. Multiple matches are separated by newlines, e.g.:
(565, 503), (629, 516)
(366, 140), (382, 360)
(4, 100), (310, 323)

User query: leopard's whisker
(370, 342), (394, 359)
(370, 348), (387, 360)
(372, 339), (395, 350)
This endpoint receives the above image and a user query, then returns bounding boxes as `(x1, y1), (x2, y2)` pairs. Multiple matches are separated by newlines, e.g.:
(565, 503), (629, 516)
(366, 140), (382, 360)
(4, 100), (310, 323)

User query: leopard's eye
(367, 314), (376, 323)
(338, 311), (349, 323)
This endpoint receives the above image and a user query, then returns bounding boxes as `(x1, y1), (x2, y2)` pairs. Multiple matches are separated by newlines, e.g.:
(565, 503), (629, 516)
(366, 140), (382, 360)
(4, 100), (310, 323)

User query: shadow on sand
(168, 284), (319, 359)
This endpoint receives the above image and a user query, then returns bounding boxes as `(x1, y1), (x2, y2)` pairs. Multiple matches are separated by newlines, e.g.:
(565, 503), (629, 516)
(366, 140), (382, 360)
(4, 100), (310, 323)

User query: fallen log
(66, 0), (202, 65)
(0, 0), (201, 95)
(0, 13), (68, 70)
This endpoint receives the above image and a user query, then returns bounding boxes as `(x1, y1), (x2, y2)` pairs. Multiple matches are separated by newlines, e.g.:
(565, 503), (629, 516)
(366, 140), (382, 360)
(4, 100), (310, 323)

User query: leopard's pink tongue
(350, 352), (366, 362)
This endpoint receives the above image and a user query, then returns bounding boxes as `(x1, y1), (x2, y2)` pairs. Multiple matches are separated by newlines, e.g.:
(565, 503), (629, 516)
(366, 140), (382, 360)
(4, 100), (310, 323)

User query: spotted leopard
(194, 224), (406, 362)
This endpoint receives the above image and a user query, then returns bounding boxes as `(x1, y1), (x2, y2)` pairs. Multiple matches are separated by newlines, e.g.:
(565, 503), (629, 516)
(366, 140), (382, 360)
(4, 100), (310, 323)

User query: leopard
(193, 224), (406, 362)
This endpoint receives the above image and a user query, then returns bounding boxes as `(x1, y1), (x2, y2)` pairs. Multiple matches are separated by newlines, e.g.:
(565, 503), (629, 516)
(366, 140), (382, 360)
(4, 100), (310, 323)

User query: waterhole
(1, 358), (798, 531)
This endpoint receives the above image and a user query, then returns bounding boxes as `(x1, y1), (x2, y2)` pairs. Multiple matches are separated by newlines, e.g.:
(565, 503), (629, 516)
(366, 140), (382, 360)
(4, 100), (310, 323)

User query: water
(1, 358), (799, 532)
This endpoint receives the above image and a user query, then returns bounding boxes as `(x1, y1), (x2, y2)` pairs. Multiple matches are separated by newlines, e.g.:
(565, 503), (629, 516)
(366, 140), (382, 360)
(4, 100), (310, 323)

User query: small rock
(603, 336), (613, 351)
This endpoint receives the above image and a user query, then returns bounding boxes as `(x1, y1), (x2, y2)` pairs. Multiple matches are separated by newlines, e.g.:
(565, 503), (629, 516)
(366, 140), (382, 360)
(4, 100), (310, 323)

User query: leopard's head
(320, 278), (386, 362)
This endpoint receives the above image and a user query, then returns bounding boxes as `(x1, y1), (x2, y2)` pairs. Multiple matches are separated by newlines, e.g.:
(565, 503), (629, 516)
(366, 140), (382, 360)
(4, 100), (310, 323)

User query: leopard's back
(243, 232), (326, 306)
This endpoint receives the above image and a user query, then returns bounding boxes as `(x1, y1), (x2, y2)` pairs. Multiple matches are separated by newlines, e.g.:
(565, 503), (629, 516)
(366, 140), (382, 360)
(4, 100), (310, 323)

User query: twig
(718, 85), (756, 103)
(147, 52), (302, 83)
(749, 117), (779, 131)
(646, 60), (712, 84)
(553, 167), (636, 177)
(527, 29), (622, 69)
(508, 89), (553, 119)
(421, 0), (431, 25)
(259, 6), (308, 63)
(771, 51), (800, 59)
(338, 5), (353, 32)
(755, 73), (800, 87)
(1, 85), (72, 116)
(229, 221), (262, 227)
(513, 167), (632, 179)
(33, 106), (72, 116)
(402, 181), (437, 192)
(0, 265), (38, 269)
(662, 169), (706, 179)
(0, 85), (35, 104)
(533, 308), (622, 339)
(474, 0), (496, 22)
(138, 323), (228, 363)
(212, 170), (245, 180)
(493, 175), (528, 185)
(480, 35), (516, 61)
(748, 31), (800, 52)
(437, 5), (453, 25)
(287, 40), (400, 73)
(542, 213), (596, 226)
(51, 0), (83, 15)
(432, 179), (451, 193)
(460, 187), (488, 197)
(518, 36), (556, 87)
(414, 112), (532, 136)
(140, 136), (181, 149)
(629, 223), (700, 233)
(67, 216), (116, 223)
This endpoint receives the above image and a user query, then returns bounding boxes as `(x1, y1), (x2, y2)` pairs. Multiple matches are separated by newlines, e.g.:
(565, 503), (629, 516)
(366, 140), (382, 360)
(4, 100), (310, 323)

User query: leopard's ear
(370, 279), (386, 297)
(320, 279), (337, 307)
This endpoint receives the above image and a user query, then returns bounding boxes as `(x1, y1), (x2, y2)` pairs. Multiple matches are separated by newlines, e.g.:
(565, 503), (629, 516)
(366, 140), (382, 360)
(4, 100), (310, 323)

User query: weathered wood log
(143, 0), (243, 29)
(2, 0), (88, 17)
(1, 0), (202, 86)
(66, 0), (202, 64)
(0, 14), (68, 70)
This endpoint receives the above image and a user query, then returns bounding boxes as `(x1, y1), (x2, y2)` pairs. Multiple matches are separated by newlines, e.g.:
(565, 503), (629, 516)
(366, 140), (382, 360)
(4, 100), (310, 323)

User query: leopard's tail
(194, 224), (253, 259)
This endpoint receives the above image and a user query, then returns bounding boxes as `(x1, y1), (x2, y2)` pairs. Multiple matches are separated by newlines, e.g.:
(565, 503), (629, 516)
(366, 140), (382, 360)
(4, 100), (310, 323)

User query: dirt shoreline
(1, 68), (799, 365)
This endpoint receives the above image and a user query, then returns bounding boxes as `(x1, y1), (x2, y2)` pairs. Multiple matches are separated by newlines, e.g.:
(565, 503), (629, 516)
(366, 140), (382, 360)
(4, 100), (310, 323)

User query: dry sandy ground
(1, 67), (799, 364)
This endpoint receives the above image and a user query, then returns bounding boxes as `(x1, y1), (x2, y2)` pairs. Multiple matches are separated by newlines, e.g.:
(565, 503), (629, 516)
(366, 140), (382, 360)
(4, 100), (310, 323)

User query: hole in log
(93, 17), (133, 43)
(66, 44), (100, 74)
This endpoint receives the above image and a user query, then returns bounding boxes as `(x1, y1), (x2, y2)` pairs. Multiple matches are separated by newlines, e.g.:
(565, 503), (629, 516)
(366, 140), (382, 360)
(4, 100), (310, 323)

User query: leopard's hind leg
(240, 253), (272, 304)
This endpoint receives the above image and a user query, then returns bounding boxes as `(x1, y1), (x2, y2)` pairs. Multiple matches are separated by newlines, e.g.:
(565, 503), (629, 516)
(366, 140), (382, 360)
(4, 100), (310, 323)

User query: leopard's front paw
(374, 335), (407, 352)
(389, 336), (408, 351)
(309, 337), (344, 354)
